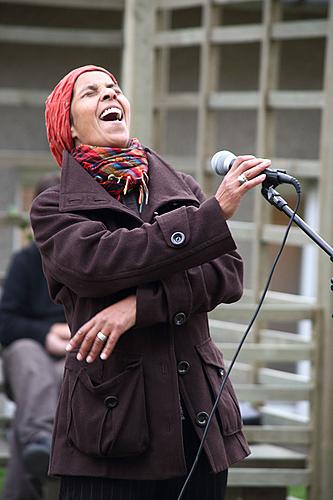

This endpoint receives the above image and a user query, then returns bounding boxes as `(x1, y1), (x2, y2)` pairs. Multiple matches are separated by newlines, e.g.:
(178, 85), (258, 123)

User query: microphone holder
(261, 183), (333, 261)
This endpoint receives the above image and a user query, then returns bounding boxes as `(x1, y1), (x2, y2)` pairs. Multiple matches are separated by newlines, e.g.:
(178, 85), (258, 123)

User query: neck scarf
(71, 138), (149, 212)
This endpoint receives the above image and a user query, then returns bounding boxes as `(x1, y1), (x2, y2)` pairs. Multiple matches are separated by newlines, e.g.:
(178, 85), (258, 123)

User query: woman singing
(30, 65), (269, 500)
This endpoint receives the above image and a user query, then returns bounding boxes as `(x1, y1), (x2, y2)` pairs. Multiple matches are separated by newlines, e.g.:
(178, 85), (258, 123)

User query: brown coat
(30, 149), (250, 480)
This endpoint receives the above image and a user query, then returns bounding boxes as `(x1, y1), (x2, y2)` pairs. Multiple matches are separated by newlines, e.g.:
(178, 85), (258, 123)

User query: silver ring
(97, 331), (107, 343)
(237, 173), (248, 186)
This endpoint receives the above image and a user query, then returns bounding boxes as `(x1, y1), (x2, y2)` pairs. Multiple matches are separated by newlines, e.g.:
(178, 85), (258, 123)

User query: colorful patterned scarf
(71, 138), (149, 212)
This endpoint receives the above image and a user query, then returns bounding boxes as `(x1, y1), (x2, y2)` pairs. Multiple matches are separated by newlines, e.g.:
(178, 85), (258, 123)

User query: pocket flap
(195, 338), (224, 369)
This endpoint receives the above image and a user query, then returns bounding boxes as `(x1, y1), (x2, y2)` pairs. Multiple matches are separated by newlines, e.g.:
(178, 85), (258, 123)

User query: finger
(66, 319), (95, 351)
(86, 330), (110, 363)
(76, 324), (104, 361)
(237, 157), (269, 174)
(229, 155), (255, 172)
(100, 331), (120, 360)
(243, 159), (271, 181)
(240, 173), (266, 191)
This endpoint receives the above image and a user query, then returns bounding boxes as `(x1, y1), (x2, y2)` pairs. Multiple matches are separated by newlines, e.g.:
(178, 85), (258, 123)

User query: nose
(101, 87), (117, 101)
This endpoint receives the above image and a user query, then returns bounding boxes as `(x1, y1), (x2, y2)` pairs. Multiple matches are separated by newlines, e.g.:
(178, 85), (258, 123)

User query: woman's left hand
(66, 295), (137, 362)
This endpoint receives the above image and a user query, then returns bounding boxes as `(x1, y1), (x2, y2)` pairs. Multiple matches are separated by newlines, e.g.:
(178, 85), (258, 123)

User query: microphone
(211, 150), (301, 192)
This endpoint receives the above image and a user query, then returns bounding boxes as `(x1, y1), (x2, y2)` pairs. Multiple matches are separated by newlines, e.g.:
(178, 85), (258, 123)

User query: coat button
(196, 411), (209, 427)
(170, 231), (186, 246)
(174, 312), (186, 326)
(104, 396), (119, 409)
(177, 361), (190, 375)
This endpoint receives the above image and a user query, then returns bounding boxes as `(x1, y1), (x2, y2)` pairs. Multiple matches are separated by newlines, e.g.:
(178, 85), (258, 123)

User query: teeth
(100, 107), (122, 120)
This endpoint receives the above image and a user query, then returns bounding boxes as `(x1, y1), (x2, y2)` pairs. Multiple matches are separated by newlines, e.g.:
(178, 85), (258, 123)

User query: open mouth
(99, 106), (123, 122)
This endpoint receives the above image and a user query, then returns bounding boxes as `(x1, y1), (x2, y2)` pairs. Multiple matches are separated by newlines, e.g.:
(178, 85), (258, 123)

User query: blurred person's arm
(0, 249), (57, 348)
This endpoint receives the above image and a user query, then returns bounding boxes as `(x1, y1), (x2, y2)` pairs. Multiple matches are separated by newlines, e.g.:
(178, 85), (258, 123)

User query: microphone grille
(211, 150), (236, 176)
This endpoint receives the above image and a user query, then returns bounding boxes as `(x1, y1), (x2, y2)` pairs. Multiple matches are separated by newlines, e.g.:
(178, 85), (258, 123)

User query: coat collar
(59, 149), (199, 222)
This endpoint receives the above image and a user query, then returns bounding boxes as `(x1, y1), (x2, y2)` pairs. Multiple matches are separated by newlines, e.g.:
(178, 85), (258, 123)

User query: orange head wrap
(45, 65), (118, 166)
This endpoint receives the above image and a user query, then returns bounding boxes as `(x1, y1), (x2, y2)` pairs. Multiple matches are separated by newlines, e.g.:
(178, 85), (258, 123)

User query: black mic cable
(176, 172), (302, 500)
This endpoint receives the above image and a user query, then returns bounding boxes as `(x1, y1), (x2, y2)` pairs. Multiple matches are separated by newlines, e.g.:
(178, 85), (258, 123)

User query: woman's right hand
(66, 295), (137, 363)
(215, 155), (271, 219)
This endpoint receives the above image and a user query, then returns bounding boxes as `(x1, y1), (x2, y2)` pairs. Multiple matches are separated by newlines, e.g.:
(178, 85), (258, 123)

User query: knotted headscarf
(45, 65), (118, 166)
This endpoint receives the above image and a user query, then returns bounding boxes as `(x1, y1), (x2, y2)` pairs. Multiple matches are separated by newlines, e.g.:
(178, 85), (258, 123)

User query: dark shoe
(22, 437), (51, 480)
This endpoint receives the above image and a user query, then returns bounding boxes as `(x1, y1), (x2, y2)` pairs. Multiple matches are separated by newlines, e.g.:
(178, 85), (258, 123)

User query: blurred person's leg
(2, 339), (64, 497)
(1, 430), (37, 500)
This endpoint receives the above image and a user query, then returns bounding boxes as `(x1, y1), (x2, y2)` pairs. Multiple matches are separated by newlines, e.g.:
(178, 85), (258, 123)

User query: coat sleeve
(135, 173), (243, 327)
(0, 252), (53, 347)
(30, 186), (238, 298)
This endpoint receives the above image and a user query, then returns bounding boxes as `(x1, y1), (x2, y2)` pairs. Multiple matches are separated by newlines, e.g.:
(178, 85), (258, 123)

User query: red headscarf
(45, 65), (118, 166)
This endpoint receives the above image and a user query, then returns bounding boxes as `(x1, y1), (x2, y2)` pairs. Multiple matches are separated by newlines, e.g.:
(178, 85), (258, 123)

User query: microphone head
(211, 150), (236, 176)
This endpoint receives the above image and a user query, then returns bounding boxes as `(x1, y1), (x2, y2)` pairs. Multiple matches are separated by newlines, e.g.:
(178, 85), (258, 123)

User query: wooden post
(313, 2), (333, 499)
(122, 0), (155, 146)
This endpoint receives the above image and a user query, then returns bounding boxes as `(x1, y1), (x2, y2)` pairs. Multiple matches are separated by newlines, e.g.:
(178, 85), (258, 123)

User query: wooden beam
(209, 91), (259, 109)
(0, 89), (47, 107)
(0, 150), (54, 169)
(155, 92), (199, 109)
(0, 25), (122, 47)
(0, 0), (124, 9)
(262, 223), (316, 246)
(228, 468), (310, 487)
(272, 20), (327, 40)
(314, 3), (333, 499)
(122, 0), (155, 146)
(156, 0), (203, 8)
(269, 91), (324, 109)
(218, 343), (314, 363)
(211, 24), (264, 44)
(210, 302), (317, 322)
(154, 28), (204, 47)
(234, 384), (312, 402)
(244, 425), (311, 445)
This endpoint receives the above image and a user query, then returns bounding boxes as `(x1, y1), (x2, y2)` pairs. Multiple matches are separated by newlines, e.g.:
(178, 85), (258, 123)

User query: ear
(70, 123), (78, 145)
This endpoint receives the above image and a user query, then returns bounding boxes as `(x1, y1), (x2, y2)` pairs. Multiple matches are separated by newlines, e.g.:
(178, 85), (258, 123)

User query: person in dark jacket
(30, 65), (270, 500)
(0, 174), (68, 500)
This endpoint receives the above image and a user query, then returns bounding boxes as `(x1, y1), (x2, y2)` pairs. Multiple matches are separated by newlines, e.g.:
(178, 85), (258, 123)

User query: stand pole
(261, 185), (333, 261)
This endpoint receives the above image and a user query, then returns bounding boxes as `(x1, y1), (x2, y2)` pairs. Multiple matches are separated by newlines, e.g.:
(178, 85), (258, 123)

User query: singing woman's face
(70, 71), (131, 149)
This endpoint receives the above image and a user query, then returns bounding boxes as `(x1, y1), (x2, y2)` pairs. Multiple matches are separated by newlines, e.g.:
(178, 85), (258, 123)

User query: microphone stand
(261, 183), (333, 261)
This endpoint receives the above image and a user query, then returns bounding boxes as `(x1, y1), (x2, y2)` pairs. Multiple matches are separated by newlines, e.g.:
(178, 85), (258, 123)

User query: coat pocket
(196, 337), (242, 436)
(65, 353), (149, 458)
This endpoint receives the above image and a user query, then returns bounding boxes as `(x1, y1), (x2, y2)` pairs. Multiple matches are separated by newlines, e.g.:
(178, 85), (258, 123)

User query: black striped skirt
(59, 415), (228, 500)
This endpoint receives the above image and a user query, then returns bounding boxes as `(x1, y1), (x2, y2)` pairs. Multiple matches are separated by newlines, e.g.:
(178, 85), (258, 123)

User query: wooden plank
(258, 368), (309, 387)
(0, 0), (124, 9)
(215, 0), (259, 4)
(156, 0), (203, 8)
(261, 407), (309, 426)
(243, 425), (311, 445)
(161, 155), (196, 173)
(0, 150), (54, 169)
(269, 91), (324, 109)
(235, 383), (312, 402)
(218, 343), (314, 362)
(210, 303), (317, 322)
(0, 88), (48, 107)
(155, 92), (199, 109)
(0, 25), (122, 47)
(272, 20), (327, 40)
(209, 91), (259, 109)
(228, 468), (311, 486)
(122, 0), (155, 146)
(154, 28), (204, 47)
(262, 223), (316, 246)
(243, 444), (306, 467)
(268, 158), (319, 180)
(315, 4), (333, 499)
(211, 25), (264, 44)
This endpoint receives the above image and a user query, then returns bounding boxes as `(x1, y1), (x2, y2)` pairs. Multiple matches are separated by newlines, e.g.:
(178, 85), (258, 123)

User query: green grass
(288, 486), (307, 499)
